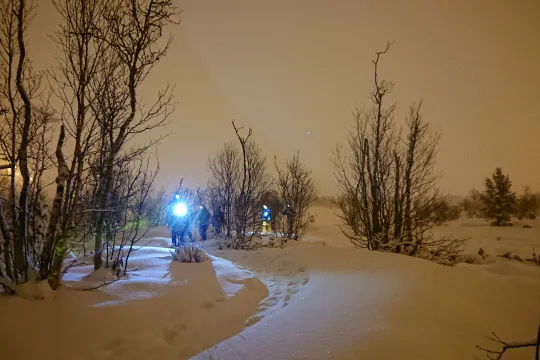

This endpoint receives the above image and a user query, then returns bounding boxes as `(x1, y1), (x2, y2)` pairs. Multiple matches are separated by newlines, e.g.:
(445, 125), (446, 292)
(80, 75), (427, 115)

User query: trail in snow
(196, 241), (540, 360)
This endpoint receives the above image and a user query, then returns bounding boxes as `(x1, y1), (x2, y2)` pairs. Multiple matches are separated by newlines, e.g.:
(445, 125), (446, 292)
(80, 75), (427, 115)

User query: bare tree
(0, 0), (178, 291)
(0, 0), (47, 283)
(333, 42), (398, 251)
(274, 151), (317, 240)
(333, 42), (461, 264)
(90, 0), (178, 270)
(207, 141), (241, 238)
(39, 0), (107, 286)
(231, 120), (271, 249)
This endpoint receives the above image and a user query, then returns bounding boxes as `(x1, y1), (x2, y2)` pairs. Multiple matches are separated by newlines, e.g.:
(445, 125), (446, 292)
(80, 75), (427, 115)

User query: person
(196, 205), (211, 240)
(283, 204), (296, 238)
(167, 193), (193, 247)
(166, 194), (181, 247)
(212, 208), (225, 235)
(261, 205), (272, 234)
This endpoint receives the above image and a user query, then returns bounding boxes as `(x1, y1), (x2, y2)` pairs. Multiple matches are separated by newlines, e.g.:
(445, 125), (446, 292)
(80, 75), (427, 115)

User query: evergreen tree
(480, 167), (516, 226)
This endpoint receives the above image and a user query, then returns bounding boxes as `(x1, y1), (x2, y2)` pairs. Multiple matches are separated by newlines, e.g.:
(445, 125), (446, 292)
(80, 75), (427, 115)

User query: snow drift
(0, 245), (268, 360)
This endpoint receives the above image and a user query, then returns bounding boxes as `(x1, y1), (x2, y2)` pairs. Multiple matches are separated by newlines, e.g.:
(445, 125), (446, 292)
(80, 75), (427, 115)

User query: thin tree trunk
(40, 126), (68, 282)
(13, 0), (33, 279)
(93, 156), (114, 270)
(393, 153), (403, 252)
(48, 125), (70, 288)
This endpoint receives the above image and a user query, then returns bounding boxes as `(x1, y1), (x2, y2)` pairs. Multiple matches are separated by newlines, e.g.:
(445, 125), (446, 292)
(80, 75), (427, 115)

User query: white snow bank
(16, 280), (56, 300)
(0, 244), (268, 360)
(195, 241), (540, 360)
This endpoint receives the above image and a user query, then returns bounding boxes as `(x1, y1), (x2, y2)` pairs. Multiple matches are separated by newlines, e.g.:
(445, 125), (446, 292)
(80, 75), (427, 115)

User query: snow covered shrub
(526, 252), (540, 266)
(171, 245), (209, 263)
(461, 189), (485, 218)
(498, 252), (524, 262)
(432, 198), (462, 225)
(515, 186), (539, 220)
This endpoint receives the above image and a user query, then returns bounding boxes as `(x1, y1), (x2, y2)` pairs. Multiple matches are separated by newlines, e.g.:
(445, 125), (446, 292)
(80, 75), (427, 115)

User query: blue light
(173, 202), (188, 217)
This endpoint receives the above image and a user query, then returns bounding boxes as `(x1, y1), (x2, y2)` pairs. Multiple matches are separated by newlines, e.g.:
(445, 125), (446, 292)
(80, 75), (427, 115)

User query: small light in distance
(173, 202), (188, 217)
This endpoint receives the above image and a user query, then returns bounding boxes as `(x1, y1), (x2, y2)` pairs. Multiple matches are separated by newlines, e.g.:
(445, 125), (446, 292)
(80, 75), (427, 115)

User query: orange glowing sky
(28, 0), (540, 196)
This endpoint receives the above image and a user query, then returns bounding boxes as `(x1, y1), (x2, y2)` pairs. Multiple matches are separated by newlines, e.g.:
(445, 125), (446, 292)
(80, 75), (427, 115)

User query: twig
(477, 332), (537, 360)
(61, 258), (82, 276)
(79, 278), (121, 291)
(0, 278), (16, 294)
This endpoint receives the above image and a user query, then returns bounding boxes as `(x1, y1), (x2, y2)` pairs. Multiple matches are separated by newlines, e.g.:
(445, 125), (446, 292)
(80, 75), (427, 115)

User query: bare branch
(476, 332), (537, 360)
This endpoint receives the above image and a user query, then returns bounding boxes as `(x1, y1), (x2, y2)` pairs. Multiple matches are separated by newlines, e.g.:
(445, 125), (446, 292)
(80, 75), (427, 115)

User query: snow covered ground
(1, 202), (539, 360)
(0, 245), (268, 360)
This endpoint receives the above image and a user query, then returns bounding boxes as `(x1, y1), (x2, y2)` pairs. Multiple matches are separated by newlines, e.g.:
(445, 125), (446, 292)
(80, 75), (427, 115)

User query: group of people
(166, 193), (226, 247)
(166, 192), (297, 247)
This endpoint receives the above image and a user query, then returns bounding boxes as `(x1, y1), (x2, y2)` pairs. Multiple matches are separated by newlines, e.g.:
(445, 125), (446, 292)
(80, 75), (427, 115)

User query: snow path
(195, 242), (540, 360)
(0, 246), (269, 360)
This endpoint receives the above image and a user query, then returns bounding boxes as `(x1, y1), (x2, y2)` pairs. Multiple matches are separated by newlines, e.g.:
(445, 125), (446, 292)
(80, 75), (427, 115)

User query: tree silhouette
(480, 167), (516, 226)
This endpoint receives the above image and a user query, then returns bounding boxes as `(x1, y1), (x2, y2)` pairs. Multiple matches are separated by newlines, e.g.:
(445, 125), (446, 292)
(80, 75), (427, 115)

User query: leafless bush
(207, 141), (241, 239)
(231, 121), (271, 249)
(170, 244), (209, 263)
(208, 121), (271, 249)
(461, 189), (485, 218)
(332, 42), (461, 263)
(515, 185), (539, 220)
(112, 155), (162, 276)
(432, 197), (462, 225)
(274, 151), (317, 240)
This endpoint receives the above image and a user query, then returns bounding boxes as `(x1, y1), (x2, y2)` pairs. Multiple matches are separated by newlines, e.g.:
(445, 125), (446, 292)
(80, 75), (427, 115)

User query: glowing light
(200, 205), (203, 209)
(173, 202), (188, 217)
(175, 194), (180, 199)
(263, 205), (268, 209)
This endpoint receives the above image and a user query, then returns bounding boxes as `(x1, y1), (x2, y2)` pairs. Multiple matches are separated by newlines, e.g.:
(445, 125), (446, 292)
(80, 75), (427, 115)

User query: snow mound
(84, 267), (117, 282)
(16, 280), (55, 300)
(172, 245), (209, 263)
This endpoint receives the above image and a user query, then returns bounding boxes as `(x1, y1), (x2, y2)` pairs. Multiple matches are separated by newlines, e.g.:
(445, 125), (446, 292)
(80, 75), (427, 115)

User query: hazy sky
(29, 0), (540, 196)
